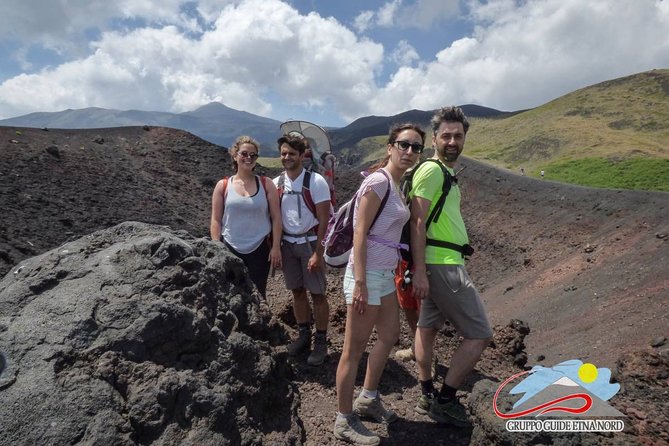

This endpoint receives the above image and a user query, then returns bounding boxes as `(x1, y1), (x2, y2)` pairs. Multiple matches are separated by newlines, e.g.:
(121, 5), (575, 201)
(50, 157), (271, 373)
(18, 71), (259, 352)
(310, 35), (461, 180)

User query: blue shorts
(343, 265), (396, 306)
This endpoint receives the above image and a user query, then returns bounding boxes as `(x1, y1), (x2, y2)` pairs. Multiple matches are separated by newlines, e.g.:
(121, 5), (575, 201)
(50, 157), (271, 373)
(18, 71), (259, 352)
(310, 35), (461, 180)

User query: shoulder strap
(369, 169), (391, 230)
(256, 175), (270, 203)
(301, 170), (317, 216)
(259, 175), (269, 196)
(220, 176), (229, 214)
(424, 159), (453, 229)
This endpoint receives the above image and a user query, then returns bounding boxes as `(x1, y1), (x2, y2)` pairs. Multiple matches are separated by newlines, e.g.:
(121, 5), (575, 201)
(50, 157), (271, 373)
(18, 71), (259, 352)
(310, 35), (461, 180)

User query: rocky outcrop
(0, 222), (301, 445)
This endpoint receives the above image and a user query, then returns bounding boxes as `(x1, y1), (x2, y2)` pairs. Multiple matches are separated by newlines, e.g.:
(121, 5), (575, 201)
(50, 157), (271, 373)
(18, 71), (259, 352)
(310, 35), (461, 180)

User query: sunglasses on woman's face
(238, 151), (259, 159)
(394, 140), (424, 154)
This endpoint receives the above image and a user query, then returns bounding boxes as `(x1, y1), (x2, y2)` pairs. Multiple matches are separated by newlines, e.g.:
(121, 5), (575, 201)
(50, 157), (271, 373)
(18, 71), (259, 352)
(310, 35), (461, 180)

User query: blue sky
(0, 0), (668, 127)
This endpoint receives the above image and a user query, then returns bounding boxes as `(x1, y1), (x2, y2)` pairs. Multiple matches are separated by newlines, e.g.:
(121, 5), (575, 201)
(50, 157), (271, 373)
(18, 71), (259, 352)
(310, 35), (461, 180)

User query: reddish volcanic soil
(1, 125), (667, 445)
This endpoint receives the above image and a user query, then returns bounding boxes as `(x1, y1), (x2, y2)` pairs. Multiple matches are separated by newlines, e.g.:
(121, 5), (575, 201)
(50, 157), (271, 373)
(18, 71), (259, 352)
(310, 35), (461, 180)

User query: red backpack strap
(220, 176), (229, 214)
(259, 175), (270, 209)
(258, 175), (269, 196)
(259, 175), (267, 193)
(302, 169), (316, 216)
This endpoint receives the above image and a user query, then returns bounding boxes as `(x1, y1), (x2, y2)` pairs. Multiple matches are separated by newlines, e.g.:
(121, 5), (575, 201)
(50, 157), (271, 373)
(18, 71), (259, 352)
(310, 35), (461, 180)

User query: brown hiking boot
(288, 329), (311, 356)
(307, 333), (327, 365)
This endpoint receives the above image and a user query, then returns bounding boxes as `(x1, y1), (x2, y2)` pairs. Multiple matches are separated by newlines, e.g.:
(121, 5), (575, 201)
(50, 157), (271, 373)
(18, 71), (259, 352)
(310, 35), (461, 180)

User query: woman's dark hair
(388, 123), (426, 145)
(368, 123), (425, 173)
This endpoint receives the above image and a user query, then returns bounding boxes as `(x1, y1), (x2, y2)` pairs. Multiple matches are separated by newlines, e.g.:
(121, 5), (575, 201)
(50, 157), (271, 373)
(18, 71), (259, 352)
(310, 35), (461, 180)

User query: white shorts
(343, 265), (396, 306)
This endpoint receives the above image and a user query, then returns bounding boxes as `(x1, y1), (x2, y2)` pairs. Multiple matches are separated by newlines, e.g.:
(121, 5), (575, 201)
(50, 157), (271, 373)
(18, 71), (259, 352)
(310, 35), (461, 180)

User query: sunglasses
(394, 140), (424, 154)
(238, 151), (259, 159)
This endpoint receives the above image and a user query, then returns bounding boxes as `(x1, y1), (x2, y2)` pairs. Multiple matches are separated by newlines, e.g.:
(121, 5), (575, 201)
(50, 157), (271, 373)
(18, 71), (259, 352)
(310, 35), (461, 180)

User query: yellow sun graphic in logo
(578, 363), (599, 383)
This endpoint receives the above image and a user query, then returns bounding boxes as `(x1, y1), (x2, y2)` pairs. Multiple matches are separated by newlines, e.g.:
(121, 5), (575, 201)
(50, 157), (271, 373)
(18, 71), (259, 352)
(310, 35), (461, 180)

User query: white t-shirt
(273, 169), (331, 243)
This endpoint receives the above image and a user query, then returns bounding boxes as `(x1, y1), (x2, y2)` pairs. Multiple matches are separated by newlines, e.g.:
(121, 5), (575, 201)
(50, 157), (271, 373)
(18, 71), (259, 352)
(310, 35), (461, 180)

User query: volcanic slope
(2, 125), (668, 445)
(2, 125), (667, 364)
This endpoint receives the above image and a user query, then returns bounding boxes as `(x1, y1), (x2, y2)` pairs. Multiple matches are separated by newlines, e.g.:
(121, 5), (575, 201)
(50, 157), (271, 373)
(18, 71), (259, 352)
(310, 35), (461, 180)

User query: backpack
(277, 170), (317, 217)
(399, 159), (473, 268)
(322, 170), (390, 268)
(277, 169), (328, 239)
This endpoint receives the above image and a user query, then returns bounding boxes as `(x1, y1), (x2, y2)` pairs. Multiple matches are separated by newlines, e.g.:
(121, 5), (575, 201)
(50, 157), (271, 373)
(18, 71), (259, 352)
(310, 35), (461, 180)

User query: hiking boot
(353, 393), (398, 424)
(333, 413), (380, 445)
(394, 347), (414, 362)
(288, 329), (311, 356)
(428, 397), (470, 427)
(307, 333), (328, 365)
(415, 393), (434, 416)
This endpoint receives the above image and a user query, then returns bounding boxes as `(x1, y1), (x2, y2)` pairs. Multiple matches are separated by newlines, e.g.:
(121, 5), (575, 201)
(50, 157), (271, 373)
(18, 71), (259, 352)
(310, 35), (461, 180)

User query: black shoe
(288, 330), (311, 356)
(307, 333), (327, 365)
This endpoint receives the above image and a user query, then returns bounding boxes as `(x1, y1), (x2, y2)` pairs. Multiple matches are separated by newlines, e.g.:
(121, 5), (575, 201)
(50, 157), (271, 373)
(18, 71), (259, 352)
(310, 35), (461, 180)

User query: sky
(0, 0), (668, 127)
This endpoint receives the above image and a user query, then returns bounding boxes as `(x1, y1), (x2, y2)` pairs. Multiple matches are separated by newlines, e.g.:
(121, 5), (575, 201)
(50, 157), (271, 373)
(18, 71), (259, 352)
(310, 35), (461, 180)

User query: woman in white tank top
(210, 136), (282, 298)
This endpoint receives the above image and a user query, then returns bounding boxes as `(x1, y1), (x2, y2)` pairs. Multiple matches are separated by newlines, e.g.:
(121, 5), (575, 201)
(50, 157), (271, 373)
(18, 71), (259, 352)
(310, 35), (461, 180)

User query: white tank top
(222, 176), (271, 254)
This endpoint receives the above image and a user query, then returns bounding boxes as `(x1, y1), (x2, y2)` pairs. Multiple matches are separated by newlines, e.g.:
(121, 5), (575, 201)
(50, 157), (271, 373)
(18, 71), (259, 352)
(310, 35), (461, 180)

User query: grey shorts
(281, 240), (327, 295)
(417, 264), (493, 339)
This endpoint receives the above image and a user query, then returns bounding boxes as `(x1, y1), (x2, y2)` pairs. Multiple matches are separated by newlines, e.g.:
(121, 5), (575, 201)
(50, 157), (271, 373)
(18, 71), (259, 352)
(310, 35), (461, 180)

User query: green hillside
(466, 69), (669, 191)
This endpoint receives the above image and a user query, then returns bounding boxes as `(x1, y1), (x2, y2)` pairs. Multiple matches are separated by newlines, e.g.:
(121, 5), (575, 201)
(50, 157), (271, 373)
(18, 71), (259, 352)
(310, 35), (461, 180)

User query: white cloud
(353, 10), (375, 33)
(1, 0), (668, 125)
(0, 0), (384, 122)
(1, 0), (187, 47)
(369, 0), (669, 115)
(354, 0), (461, 31)
(391, 40), (420, 66)
(0, 0), (245, 62)
(377, 0), (403, 27)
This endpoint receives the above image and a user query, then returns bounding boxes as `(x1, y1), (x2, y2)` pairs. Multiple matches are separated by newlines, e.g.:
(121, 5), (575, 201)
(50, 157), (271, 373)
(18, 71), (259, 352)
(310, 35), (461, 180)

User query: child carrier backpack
(322, 170), (390, 267)
(399, 159), (473, 268)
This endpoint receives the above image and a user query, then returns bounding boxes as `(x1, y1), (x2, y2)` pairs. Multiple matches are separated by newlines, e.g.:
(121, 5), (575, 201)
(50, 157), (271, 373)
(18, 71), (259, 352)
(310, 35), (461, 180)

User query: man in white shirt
(273, 133), (332, 366)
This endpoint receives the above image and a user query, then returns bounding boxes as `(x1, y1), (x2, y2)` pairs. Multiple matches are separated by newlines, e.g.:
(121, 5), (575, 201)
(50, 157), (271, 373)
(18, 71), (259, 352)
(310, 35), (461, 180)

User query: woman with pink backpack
(334, 123), (424, 445)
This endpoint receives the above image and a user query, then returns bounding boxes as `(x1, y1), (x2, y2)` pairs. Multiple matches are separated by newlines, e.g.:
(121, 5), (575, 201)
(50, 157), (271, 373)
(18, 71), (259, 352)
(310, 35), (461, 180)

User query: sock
(437, 383), (457, 403)
(298, 323), (311, 334)
(420, 379), (436, 397)
(361, 388), (378, 399)
(315, 329), (327, 338)
(337, 412), (353, 421)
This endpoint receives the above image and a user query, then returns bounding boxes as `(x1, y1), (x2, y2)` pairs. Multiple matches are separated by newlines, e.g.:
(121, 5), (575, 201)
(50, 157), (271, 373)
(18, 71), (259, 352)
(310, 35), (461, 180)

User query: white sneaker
(353, 393), (398, 424)
(333, 413), (380, 445)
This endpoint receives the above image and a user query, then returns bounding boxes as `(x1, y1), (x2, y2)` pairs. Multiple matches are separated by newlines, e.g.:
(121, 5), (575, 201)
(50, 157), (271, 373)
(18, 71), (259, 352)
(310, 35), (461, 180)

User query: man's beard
(438, 145), (461, 163)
